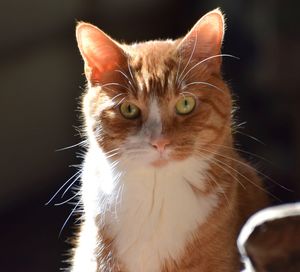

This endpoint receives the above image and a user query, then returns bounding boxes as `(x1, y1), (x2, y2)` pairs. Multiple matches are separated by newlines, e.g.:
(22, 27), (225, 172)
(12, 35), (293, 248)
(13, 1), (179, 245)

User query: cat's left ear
(177, 8), (225, 73)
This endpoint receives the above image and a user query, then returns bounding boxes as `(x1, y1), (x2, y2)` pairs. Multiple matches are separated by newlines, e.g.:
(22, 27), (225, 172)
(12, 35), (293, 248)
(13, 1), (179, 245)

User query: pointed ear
(76, 22), (127, 84)
(177, 8), (225, 73)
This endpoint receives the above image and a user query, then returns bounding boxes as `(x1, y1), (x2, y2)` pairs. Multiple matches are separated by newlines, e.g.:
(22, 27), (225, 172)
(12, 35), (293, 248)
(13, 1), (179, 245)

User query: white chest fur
(81, 149), (219, 272)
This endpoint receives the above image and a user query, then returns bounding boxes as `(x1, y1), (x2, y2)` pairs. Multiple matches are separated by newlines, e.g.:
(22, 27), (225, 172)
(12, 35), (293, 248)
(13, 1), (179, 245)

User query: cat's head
(76, 9), (233, 167)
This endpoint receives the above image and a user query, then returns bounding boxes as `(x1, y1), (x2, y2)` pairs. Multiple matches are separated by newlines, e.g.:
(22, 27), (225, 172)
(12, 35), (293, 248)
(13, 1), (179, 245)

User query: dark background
(0, 0), (299, 271)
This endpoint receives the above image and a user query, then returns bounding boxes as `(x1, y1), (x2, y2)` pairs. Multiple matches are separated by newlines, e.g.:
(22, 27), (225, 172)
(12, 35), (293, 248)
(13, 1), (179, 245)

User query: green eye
(120, 102), (140, 119)
(175, 96), (196, 115)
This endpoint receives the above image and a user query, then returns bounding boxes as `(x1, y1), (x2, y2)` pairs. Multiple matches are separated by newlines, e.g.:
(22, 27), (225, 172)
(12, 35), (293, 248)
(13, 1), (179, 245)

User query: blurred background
(0, 0), (299, 271)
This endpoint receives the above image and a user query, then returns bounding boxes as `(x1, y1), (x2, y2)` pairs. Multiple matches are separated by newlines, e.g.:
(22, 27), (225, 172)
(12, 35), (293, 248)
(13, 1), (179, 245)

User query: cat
(71, 8), (268, 272)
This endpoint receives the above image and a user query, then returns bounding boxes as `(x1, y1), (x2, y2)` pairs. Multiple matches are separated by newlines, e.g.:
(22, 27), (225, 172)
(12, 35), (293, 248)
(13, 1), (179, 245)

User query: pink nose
(151, 138), (171, 153)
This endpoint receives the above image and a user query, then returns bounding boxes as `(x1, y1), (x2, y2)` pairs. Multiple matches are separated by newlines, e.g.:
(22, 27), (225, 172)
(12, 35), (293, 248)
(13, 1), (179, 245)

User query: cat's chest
(89, 160), (218, 272)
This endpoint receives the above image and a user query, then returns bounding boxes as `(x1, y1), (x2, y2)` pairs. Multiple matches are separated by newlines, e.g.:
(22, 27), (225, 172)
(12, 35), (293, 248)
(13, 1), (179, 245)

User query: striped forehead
(135, 59), (176, 96)
(128, 45), (178, 97)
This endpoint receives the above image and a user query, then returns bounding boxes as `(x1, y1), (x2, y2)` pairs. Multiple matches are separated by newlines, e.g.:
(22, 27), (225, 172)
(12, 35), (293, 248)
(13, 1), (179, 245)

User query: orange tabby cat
(71, 8), (268, 272)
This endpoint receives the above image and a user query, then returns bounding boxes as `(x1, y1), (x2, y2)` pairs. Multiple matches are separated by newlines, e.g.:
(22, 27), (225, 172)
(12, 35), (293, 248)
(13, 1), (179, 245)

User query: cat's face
(77, 9), (232, 167)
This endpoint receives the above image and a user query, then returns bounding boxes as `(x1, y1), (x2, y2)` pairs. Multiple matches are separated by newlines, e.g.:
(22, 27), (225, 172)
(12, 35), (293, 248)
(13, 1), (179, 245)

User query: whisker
(207, 143), (273, 165)
(203, 154), (246, 189)
(178, 54), (239, 86)
(59, 200), (81, 237)
(100, 82), (132, 93)
(104, 148), (121, 155)
(202, 147), (291, 192)
(181, 81), (224, 92)
(234, 130), (266, 145)
(127, 61), (136, 88)
(114, 69), (135, 89)
(56, 140), (88, 152)
(179, 91), (198, 100)
(111, 93), (127, 102)
(105, 152), (121, 159)
(61, 171), (82, 198)
(113, 97), (127, 108)
(54, 192), (81, 206)
(175, 49), (183, 84)
(206, 172), (231, 209)
(198, 147), (281, 201)
(76, 154), (86, 159)
(110, 159), (121, 169)
(235, 121), (247, 128)
(113, 183), (124, 219)
(176, 31), (198, 85)
(45, 170), (82, 205)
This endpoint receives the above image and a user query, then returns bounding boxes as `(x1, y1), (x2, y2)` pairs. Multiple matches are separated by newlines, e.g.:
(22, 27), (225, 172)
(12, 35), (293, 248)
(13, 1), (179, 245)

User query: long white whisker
(61, 172), (82, 198)
(207, 143), (273, 165)
(110, 159), (121, 169)
(45, 170), (82, 205)
(59, 200), (81, 237)
(181, 81), (224, 92)
(234, 130), (265, 145)
(113, 183), (124, 219)
(113, 97), (127, 108)
(103, 148), (121, 155)
(105, 152), (121, 159)
(206, 172), (231, 209)
(179, 54), (239, 85)
(235, 121), (247, 128)
(175, 50), (183, 84)
(177, 31), (198, 85)
(56, 140), (87, 152)
(203, 154), (246, 189)
(202, 147), (292, 192)
(100, 82), (132, 92)
(111, 93), (127, 102)
(54, 192), (81, 206)
(199, 147), (280, 200)
(179, 91), (198, 100)
(127, 61), (136, 88)
(115, 69), (135, 89)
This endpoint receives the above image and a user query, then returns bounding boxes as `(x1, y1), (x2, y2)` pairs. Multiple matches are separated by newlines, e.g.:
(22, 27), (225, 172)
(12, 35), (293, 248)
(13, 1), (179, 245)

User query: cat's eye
(120, 102), (141, 119)
(175, 96), (196, 115)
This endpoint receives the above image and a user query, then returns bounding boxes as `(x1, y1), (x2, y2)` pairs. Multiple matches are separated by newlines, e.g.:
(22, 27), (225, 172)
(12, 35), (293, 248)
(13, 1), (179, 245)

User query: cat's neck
(81, 147), (221, 272)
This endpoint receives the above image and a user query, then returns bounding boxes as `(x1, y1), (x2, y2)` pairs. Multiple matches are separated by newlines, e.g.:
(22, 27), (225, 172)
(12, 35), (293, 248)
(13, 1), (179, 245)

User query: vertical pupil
(184, 99), (188, 107)
(127, 104), (132, 113)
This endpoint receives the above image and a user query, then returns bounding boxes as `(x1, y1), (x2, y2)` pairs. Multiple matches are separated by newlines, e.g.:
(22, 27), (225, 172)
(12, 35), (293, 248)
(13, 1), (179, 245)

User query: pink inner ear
(178, 9), (225, 63)
(76, 23), (126, 84)
(197, 11), (224, 50)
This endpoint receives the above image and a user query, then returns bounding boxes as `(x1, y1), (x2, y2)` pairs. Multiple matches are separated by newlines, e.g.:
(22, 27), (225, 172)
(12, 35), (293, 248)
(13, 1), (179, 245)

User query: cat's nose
(151, 138), (171, 153)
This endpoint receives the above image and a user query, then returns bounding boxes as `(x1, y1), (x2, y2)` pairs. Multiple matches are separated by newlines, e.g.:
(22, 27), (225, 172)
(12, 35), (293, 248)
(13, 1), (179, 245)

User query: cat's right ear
(76, 22), (126, 84)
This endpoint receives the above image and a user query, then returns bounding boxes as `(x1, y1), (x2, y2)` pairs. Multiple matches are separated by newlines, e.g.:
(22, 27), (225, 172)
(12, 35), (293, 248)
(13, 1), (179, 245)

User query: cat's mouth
(150, 148), (171, 167)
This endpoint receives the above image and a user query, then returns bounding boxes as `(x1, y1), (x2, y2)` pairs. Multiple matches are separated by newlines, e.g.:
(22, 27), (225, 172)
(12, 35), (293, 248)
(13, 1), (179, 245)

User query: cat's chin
(149, 153), (189, 167)
(150, 158), (169, 168)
